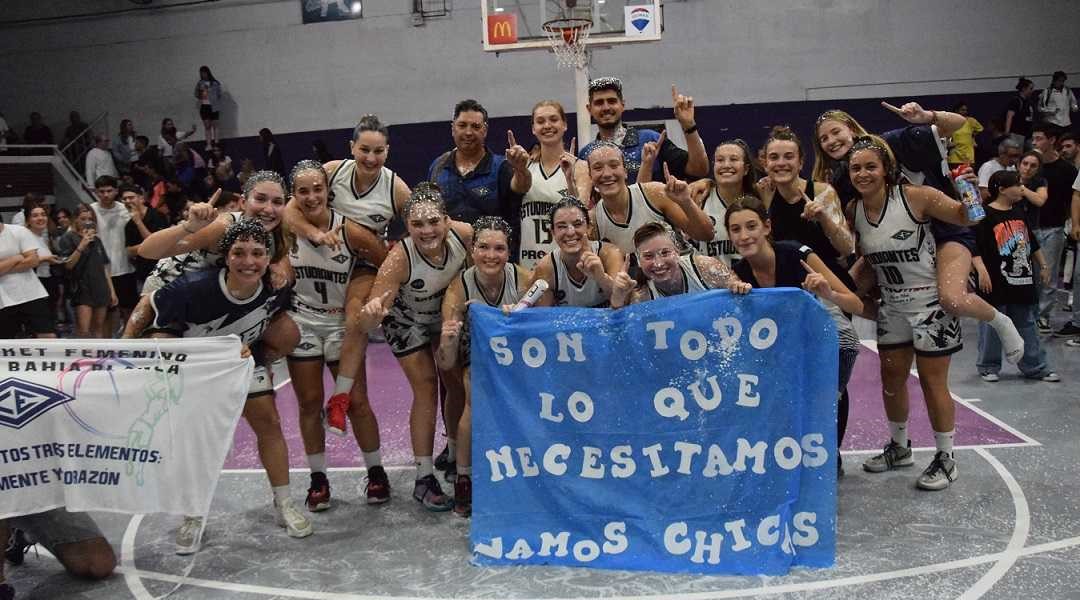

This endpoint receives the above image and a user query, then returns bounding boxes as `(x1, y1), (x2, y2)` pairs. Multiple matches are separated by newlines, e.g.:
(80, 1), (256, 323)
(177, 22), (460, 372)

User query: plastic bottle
(511, 279), (549, 312)
(951, 164), (984, 223)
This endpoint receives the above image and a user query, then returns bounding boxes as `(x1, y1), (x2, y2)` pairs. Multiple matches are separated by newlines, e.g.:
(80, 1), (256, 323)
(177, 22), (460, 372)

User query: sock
(415, 456), (433, 479)
(271, 485), (290, 506)
(458, 465), (472, 476)
(988, 309), (1011, 332)
(362, 449), (382, 469)
(446, 438), (457, 457)
(934, 430), (955, 457)
(888, 421), (908, 447)
(307, 452), (326, 474)
(333, 376), (354, 396)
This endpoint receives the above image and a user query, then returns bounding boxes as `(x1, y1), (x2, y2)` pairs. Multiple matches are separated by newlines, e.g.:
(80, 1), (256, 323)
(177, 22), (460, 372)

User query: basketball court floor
(7, 315), (1080, 599)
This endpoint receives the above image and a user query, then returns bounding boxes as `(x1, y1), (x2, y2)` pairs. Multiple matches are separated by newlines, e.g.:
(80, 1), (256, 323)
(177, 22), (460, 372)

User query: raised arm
(356, 244), (408, 333)
(671, 84), (708, 178)
(801, 184), (855, 256)
(801, 253), (863, 315)
(643, 165), (714, 241)
(138, 196), (225, 259)
(344, 221), (389, 267)
(905, 184), (973, 227)
(881, 101), (966, 138)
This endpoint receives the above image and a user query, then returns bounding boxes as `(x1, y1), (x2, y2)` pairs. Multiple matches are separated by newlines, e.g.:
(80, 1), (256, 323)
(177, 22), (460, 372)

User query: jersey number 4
(313, 281), (329, 304)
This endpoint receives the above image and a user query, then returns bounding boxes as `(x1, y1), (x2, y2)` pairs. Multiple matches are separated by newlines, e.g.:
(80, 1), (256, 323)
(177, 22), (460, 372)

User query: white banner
(0, 336), (252, 519)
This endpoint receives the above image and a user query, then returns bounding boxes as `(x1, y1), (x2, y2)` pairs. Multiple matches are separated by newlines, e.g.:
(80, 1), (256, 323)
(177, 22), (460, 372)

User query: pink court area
(223, 344), (1024, 470)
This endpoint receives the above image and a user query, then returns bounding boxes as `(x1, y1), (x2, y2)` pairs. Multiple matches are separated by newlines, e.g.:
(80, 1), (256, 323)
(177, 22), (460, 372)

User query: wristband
(683, 124), (698, 136)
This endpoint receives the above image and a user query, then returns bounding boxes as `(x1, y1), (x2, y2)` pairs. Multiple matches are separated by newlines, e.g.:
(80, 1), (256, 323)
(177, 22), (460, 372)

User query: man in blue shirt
(428, 99), (531, 259)
(577, 77), (708, 183)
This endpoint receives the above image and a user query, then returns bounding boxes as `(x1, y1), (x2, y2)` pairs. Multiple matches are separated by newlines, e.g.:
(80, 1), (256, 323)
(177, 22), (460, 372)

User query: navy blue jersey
(150, 268), (289, 345)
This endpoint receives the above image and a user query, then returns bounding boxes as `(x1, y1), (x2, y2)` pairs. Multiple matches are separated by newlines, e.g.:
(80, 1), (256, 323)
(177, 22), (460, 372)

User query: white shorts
(287, 310), (345, 363)
(383, 303), (440, 358)
(877, 302), (963, 357)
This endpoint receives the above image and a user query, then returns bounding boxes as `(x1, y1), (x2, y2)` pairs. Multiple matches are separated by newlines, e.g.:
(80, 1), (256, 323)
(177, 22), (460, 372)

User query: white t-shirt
(977, 158), (1015, 188)
(85, 147), (118, 183)
(29, 230), (53, 278)
(1073, 170), (1080, 193)
(91, 201), (133, 276)
(0, 224), (48, 308)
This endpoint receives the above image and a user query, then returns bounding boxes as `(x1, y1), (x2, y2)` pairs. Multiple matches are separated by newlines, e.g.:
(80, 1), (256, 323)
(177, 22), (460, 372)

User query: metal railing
(59, 111), (109, 175)
(0, 143), (95, 207)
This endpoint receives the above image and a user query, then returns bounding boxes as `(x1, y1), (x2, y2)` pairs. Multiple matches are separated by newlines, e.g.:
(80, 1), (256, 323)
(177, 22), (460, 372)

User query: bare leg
(74, 304), (93, 338)
(397, 349), (440, 458)
(456, 369), (472, 470)
(937, 242), (995, 321)
(122, 295), (154, 338)
(879, 346), (914, 425)
(52, 537), (116, 580)
(287, 359), (327, 459)
(914, 354), (956, 433)
(242, 393), (290, 487)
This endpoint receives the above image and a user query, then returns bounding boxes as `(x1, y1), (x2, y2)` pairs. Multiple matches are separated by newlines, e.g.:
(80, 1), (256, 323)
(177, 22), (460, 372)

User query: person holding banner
(126, 172), (297, 358)
(1, 512), (116, 597)
(282, 115), (409, 441)
(284, 160), (391, 511)
(608, 221), (749, 307)
(525, 197), (625, 308)
(519, 100), (589, 269)
(356, 183), (473, 512)
(812, 105), (1026, 364)
(435, 216), (531, 517)
(588, 141), (714, 256)
(720, 195), (863, 475)
(138, 218), (311, 551)
(847, 136), (973, 490)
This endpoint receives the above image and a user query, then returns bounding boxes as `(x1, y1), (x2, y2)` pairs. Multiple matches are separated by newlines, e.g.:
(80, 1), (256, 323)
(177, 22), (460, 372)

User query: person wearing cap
(577, 77), (708, 187)
(1038, 71), (1078, 132)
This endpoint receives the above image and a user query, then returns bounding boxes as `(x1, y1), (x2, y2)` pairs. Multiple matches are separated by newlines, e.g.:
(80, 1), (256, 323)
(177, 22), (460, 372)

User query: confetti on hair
(587, 140), (624, 161)
(548, 196), (590, 226)
(217, 219), (272, 255)
(403, 182), (447, 219)
(473, 216), (512, 241)
(588, 77), (622, 94)
(289, 160), (328, 192)
(241, 170), (286, 199)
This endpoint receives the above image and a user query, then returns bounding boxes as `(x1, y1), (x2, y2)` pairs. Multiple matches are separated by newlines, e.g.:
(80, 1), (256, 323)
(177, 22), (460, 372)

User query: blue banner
(468, 288), (838, 575)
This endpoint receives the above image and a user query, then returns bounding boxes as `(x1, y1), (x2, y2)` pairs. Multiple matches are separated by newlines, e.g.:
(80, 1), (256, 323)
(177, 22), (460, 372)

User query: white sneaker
(274, 498), (313, 538)
(175, 516), (204, 555)
(980, 372), (1000, 382)
(1041, 372), (1061, 382)
(1066, 338), (1080, 348)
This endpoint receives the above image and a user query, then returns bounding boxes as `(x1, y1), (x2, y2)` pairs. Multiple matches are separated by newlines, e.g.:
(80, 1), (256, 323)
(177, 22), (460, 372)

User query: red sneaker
(324, 393), (350, 436)
(453, 474), (472, 518)
(306, 472), (331, 512)
(364, 465), (391, 505)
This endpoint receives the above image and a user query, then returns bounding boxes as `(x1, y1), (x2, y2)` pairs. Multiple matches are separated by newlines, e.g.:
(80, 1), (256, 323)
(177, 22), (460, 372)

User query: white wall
(1, 0), (1077, 138)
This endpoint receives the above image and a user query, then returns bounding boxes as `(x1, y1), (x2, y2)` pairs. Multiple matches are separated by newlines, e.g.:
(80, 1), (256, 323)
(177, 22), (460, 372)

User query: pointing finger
(569, 137), (577, 156)
(800, 259), (816, 274)
(663, 162), (672, 182)
(507, 130), (517, 149)
(657, 129), (668, 147)
(622, 253), (631, 273)
(671, 84), (679, 102)
(209, 188), (222, 206)
(880, 101), (903, 116)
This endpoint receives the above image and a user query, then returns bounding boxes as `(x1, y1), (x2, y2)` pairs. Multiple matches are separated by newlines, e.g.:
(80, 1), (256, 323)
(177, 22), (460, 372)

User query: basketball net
(542, 17), (592, 69)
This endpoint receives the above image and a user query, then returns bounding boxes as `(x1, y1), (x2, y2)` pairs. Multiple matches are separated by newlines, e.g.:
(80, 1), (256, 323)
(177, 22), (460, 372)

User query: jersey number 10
(880, 265), (905, 285)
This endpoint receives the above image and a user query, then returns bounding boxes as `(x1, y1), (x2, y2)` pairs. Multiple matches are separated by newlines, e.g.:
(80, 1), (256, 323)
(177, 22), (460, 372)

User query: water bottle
(951, 164), (985, 223)
(511, 279), (549, 312)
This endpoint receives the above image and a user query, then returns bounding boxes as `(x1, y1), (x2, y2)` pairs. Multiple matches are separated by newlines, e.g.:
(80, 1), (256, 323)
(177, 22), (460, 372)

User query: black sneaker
(364, 465), (391, 505)
(0, 582), (14, 600)
(1053, 323), (1080, 338)
(5, 528), (31, 566)
(434, 446), (451, 471)
(412, 474), (452, 512)
(444, 459), (458, 485)
(453, 474), (472, 518)
(305, 472), (331, 512)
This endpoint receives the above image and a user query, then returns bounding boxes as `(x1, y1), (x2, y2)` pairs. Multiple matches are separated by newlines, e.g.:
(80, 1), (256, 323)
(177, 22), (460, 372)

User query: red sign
(487, 13), (518, 45)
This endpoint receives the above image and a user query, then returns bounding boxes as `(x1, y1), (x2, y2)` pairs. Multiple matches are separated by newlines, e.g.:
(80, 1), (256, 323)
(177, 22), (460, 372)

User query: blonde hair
(529, 100), (568, 161)
(811, 110), (870, 183)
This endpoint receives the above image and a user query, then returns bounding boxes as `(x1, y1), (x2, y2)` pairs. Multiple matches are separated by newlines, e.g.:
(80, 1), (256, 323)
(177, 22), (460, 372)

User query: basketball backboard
(482, 0), (662, 52)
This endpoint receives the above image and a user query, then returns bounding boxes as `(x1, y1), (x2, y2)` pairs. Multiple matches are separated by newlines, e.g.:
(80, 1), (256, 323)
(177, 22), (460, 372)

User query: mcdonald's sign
(487, 13), (518, 45)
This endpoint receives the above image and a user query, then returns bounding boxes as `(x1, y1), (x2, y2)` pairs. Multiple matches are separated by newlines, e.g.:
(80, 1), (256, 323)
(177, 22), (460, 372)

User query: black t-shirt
(124, 208), (170, 280)
(1036, 158), (1079, 228)
(1020, 175), (1047, 225)
(974, 204), (1041, 306)
(1004, 95), (1034, 137)
(733, 240), (813, 288)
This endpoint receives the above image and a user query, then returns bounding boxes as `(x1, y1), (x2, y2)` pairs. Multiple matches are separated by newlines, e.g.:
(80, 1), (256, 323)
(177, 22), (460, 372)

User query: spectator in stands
(85, 134), (118, 183)
(195, 65), (223, 150)
(1029, 123), (1080, 333)
(947, 101), (983, 169)
(57, 204), (115, 337)
(1004, 78), (1036, 146)
(9, 192), (43, 227)
(978, 137), (1022, 199)
(62, 110), (89, 147)
(1058, 132), (1079, 169)
(121, 184), (169, 291)
(89, 175), (136, 334)
(159, 118), (196, 160)
(1017, 150), (1048, 224)
(23, 112), (54, 145)
(24, 202), (62, 336)
(312, 139), (333, 163)
(237, 157), (256, 186)
(113, 119), (138, 174)
(259, 128), (286, 178)
(207, 162), (242, 194)
(207, 142), (232, 172)
(0, 211), (53, 339)
(54, 207), (72, 233)
(1037, 71), (1078, 132)
(173, 143), (207, 197)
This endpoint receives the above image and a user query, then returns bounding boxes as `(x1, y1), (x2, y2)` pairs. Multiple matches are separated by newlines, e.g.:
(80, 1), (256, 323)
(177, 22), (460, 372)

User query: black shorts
(931, 220), (977, 254)
(111, 274), (139, 309)
(0, 297), (54, 337)
(199, 105), (220, 121)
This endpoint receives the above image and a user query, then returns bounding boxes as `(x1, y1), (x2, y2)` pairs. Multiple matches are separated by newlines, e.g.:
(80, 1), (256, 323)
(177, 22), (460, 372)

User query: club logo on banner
(0, 337), (253, 520)
(469, 289), (838, 575)
(625, 5), (656, 36)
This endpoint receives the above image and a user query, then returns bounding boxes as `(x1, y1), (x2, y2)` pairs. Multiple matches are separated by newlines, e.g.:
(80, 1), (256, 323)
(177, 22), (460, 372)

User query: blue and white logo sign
(0, 378), (74, 430)
(625, 5), (656, 36)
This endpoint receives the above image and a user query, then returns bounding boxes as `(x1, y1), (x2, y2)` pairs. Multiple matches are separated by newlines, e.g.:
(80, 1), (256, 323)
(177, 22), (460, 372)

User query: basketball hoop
(541, 17), (592, 69)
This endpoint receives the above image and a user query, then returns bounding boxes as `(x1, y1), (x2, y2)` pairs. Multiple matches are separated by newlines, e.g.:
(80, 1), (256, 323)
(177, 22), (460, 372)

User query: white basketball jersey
(327, 161), (397, 235)
(289, 210), (355, 320)
(690, 186), (740, 265)
(550, 241), (609, 308)
(644, 255), (708, 300)
(461, 263), (522, 307)
(854, 186), (938, 312)
(398, 229), (468, 324)
(519, 159), (570, 269)
(142, 211), (240, 293)
(595, 183), (668, 255)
